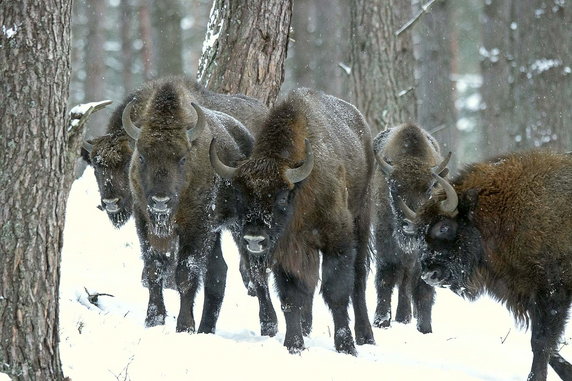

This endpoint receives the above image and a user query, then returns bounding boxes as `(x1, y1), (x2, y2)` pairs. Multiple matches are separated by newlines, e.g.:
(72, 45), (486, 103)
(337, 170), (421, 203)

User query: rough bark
(349, 0), (417, 134)
(0, 1), (72, 379)
(197, 0), (293, 107)
(415, 0), (457, 164)
(511, 0), (572, 151)
(151, 0), (184, 77)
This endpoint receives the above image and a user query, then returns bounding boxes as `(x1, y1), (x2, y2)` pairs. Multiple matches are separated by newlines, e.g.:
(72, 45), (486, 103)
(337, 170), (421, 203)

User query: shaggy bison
(209, 88), (375, 354)
(405, 150), (572, 381)
(82, 75), (267, 228)
(125, 80), (254, 333)
(372, 123), (450, 333)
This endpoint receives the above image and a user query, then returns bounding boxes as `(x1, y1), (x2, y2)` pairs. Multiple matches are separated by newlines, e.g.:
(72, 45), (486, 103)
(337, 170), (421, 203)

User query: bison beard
(147, 210), (174, 238)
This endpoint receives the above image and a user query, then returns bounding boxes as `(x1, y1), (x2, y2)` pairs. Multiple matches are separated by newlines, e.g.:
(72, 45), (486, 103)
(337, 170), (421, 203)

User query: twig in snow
(84, 286), (114, 307)
(501, 328), (511, 344)
(395, 0), (439, 37)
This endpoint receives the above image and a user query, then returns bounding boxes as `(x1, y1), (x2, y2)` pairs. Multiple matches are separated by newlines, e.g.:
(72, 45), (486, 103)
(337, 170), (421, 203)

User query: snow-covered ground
(59, 167), (572, 380)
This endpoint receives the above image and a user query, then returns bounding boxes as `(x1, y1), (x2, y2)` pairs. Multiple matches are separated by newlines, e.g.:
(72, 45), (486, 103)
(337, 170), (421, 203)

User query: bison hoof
(335, 328), (357, 356)
(417, 323), (432, 334)
(373, 317), (391, 328)
(145, 314), (166, 328)
(261, 322), (278, 337)
(355, 330), (375, 346)
(284, 335), (304, 354)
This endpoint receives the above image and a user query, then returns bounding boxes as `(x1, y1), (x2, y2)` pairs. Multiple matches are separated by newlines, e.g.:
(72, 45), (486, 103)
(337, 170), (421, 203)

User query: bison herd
(81, 75), (572, 381)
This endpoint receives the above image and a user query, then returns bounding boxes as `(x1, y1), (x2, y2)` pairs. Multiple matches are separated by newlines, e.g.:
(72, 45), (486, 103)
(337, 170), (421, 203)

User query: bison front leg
(273, 266), (312, 354)
(374, 260), (398, 328)
(198, 232), (227, 334)
(353, 218), (375, 345)
(142, 253), (168, 327)
(175, 243), (203, 333)
(321, 248), (357, 356)
(527, 288), (571, 381)
(244, 251), (278, 337)
(412, 270), (434, 334)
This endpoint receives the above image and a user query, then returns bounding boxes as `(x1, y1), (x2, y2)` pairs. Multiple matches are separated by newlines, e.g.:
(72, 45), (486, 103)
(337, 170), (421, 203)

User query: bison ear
(460, 188), (480, 222)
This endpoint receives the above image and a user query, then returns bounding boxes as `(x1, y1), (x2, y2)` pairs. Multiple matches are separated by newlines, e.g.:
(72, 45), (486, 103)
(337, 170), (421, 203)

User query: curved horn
(209, 139), (238, 180)
(82, 139), (94, 153)
(122, 101), (141, 140)
(432, 151), (452, 175)
(375, 152), (394, 176)
(398, 197), (417, 221)
(433, 173), (459, 214)
(189, 102), (207, 143)
(285, 139), (314, 184)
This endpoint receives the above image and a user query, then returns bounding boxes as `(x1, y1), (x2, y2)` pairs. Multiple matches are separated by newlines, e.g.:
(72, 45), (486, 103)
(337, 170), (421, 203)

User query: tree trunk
(288, 0), (348, 99)
(349, 0), (417, 134)
(0, 1), (72, 380)
(511, 0), (572, 151)
(138, 0), (154, 81)
(415, 0), (457, 164)
(120, 0), (135, 94)
(84, 0), (107, 139)
(197, 0), (293, 107)
(151, 0), (184, 77)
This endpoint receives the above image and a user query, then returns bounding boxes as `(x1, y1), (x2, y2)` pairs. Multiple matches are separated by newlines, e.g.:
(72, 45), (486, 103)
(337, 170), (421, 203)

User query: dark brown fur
(215, 88), (375, 354)
(129, 80), (254, 334)
(372, 124), (446, 333)
(415, 150), (572, 381)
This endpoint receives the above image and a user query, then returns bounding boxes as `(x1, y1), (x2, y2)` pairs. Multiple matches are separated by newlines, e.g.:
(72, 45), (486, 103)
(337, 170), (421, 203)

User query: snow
(59, 167), (572, 381)
(2, 25), (17, 39)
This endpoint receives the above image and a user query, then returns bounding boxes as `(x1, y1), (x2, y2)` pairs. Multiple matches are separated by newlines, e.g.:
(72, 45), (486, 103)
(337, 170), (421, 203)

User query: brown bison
(82, 75), (268, 229)
(404, 150), (572, 381)
(125, 80), (254, 333)
(209, 88), (375, 354)
(372, 123), (449, 333)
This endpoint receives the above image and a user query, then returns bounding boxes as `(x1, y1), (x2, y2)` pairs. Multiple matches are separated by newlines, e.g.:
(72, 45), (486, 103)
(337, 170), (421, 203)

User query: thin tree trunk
(415, 0), (457, 163)
(512, 0), (572, 151)
(0, 1), (73, 379)
(197, 0), (292, 106)
(152, 0), (184, 77)
(349, 0), (417, 134)
(84, 0), (107, 139)
(120, 0), (134, 94)
(138, 0), (154, 81)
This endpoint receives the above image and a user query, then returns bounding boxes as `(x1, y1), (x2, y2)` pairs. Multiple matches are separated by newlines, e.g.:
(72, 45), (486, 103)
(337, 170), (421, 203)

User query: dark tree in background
(414, 0), (457, 167)
(480, 0), (514, 157)
(349, 0), (417, 133)
(286, 0), (349, 99)
(84, 0), (108, 139)
(0, 1), (73, 379)
(511, 0), (572, 152)
(120, 0), (135, 93)
(197, 0), (293, 106)
(151, 0), (184, 77)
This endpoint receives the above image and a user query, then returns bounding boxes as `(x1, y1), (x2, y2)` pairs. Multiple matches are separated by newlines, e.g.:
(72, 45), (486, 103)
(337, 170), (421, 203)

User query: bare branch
(395, 0), (439, 37)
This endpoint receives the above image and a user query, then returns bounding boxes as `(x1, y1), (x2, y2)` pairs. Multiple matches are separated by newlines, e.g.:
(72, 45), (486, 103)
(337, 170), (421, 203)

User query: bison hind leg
(549, 353), (572, 380)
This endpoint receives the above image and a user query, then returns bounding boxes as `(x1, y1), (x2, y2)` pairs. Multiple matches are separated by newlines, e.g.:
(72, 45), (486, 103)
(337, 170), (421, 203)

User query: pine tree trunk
(349, 0), (417, 134)
(415, 0), (457, 164)
(152, 0), (183, 77)
(512, 0), (572, 151)
(120, 0), (135, 94)
(197, 0), (292, 106)
(0, 1), (72, 380)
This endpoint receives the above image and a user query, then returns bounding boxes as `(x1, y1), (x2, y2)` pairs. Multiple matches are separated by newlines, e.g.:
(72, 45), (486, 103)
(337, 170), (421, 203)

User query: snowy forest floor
(58, 167), (572, 381)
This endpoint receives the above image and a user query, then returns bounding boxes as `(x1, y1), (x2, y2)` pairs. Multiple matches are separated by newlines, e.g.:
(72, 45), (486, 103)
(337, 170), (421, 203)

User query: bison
(82, 75), (268, 229)
(403, 150), (572, 381)
(371, 123), (450, 333)
(209, 88), (375, 354)
(125, 80), (255, 333)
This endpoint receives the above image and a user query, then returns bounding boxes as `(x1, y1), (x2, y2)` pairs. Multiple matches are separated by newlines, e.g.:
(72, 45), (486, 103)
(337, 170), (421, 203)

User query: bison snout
(244, 234), (268, 255)
(150, 195), (171, 213)
(102, 197), (120, 213)
(421, 267), (447, 287)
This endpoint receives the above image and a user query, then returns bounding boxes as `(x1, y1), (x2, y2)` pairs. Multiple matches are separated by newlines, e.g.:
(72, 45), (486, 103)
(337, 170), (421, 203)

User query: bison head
(124, 100), (206, 238)
(403, 174), (485, 299)
(83, 134), (133, 228)
(210, 138), (313, 259)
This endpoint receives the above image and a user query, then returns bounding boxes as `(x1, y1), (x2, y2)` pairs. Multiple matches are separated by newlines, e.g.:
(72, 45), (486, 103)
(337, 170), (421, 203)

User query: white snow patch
(2, 24), (17, 39)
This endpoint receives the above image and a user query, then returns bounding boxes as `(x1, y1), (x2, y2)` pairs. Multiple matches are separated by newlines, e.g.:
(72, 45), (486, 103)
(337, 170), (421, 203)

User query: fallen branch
(84, 286), (115, 307)
(396, 0), (439, 37)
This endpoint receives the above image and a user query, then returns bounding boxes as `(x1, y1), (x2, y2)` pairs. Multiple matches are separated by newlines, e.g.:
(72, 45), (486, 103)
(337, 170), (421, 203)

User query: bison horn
(189, 102), (207, 143)
(82, 139), (93, 153)
(285, 139), (314, 184)
(433, 173), (459, 214)
(209, 139), (238, 179)
(375, 152), (394, 176)
(122, 101), (141, 140)
(432, 151), (452, 176)
(398, 197), (417, 221)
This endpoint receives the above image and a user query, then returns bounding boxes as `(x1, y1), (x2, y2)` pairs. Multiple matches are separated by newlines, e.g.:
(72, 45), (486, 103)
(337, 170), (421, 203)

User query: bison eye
(430, 219), (457, 241)
(276, 190), (290, 208)
(179, 156), (187, 167)
(139, 154), (145, 164)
